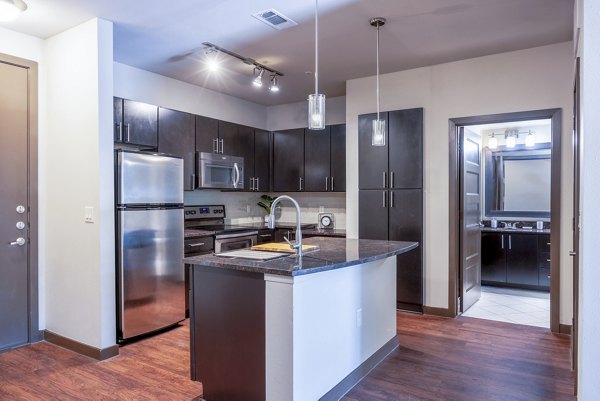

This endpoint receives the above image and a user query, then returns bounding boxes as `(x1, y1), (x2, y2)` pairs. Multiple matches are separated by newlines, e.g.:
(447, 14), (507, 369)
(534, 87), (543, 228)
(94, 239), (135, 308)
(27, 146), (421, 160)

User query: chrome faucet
(268, 195), (303, 258)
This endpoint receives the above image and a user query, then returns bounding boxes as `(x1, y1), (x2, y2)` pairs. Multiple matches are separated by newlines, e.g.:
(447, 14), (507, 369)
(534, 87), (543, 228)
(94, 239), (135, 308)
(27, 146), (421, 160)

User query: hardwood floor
(344, 313), (574, 401)
(0, 320), (201, 401)
(0, 313), (573, 401)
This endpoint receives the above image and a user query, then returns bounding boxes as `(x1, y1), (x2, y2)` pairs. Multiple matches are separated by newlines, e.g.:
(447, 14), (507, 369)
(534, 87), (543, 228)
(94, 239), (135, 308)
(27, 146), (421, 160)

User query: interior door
(0, 61), (30, 350)
(461, 127), (483, 312)
(572, 57), (581, 387)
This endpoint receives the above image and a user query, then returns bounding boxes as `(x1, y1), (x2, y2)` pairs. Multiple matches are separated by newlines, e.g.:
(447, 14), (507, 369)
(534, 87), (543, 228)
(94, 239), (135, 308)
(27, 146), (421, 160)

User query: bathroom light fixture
(370, 17), (386, 146)
(0, 0), (27, 22)
(488, 132), (498, 149)
(202, 42), (284, 92)
(525, 130), (536, 147)
(269, 75), (280, 92)
(308, 0), (325, 130)
(505, 130), (516, 148)
(253, 68), (264, 87)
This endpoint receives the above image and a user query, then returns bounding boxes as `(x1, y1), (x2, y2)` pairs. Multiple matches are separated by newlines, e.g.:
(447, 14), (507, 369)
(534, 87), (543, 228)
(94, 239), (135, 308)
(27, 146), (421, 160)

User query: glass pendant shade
(308, 93), (326, 129)
(506, 134), (516, 148)
(372, 119), (386, 146)
(525, 132), (536, 147)
(488, 135), (498, 149)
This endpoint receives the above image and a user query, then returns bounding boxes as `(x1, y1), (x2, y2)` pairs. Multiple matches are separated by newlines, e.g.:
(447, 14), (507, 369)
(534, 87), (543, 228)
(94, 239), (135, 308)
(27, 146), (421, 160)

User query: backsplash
(184, 191), (346, 229)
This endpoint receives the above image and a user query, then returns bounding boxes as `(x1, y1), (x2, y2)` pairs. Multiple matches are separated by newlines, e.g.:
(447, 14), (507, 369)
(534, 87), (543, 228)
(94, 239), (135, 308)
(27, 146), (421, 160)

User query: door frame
(0, 52), (40, 345)
(448, 108), (562, 333)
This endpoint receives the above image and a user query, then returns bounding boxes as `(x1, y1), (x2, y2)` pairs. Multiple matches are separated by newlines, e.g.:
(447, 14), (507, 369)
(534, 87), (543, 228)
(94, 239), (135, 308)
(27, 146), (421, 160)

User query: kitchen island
(185, 236), (418, 401)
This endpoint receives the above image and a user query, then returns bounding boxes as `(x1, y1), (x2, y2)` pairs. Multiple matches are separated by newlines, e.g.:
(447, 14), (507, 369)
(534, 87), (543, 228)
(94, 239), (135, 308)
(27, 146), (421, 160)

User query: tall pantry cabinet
(358, 108), (424, 312)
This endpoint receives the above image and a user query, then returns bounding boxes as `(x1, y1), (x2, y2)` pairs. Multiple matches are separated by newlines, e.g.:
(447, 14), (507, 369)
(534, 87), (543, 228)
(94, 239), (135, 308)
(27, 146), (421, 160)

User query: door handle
(9, 237), (26, 246)
(569, 251), (577, 256)
(383, 171), (387, 188)
(325, 176), (329, 191)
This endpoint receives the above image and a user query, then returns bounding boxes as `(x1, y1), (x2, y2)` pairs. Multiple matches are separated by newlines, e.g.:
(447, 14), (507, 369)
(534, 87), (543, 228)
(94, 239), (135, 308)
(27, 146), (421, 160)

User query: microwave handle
(233, 162), (240, 188)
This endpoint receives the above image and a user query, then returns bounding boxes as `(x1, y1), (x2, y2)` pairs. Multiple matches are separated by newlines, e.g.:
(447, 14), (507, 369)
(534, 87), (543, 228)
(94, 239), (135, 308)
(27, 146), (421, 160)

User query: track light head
(253, 68), (264, 87)
(269, 75), (280, 92)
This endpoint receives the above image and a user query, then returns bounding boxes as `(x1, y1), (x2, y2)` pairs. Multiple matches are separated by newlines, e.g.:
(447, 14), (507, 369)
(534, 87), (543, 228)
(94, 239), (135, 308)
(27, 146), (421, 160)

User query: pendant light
(0, 0), (27, 22)
(370, 17), (386, 146)
(308, 0), (325, 130)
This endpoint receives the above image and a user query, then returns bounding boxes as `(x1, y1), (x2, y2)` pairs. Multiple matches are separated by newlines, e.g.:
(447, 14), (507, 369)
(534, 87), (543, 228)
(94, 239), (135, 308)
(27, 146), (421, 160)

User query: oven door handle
(215, 231), (258, 240)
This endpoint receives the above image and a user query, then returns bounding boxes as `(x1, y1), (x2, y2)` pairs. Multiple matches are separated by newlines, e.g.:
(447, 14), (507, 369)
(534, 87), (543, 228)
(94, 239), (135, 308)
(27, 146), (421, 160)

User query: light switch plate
(84, 206), (94, 223)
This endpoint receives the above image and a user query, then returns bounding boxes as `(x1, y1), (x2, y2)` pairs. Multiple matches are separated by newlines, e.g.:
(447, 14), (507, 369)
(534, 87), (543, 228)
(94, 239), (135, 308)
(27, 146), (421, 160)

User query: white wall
(266, 96), (346, 131)
(0, 26), (47, 330)
(576, 0), (600, 398)
(114, 62), (267, 130)
(346, 42), (574, 324)
(43, 19), (115, 349)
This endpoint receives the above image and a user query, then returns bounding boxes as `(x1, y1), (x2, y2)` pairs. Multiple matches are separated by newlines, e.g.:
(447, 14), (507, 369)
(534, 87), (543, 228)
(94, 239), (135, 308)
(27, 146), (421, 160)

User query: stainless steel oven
(215, 231), (258, 253)
(197, 152), (244, 189)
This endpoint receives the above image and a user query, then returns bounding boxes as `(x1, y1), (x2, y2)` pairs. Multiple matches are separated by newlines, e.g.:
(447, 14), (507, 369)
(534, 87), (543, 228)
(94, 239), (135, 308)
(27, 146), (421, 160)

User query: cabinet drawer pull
(189, 243), (205, 247)
(259, 234), (272, 238)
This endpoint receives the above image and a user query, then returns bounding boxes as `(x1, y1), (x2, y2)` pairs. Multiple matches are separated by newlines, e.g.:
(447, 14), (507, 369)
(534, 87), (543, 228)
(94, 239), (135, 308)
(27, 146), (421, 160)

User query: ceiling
(2, 0), (573, 106)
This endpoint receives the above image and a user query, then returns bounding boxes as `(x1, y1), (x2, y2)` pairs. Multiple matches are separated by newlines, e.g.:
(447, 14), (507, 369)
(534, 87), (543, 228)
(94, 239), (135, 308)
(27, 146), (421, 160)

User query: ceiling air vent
(252, 9), (298, 30)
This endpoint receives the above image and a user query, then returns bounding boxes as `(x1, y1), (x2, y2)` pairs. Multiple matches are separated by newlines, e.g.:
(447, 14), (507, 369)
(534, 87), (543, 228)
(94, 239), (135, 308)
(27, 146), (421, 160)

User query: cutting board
(251, 242), (320, 253)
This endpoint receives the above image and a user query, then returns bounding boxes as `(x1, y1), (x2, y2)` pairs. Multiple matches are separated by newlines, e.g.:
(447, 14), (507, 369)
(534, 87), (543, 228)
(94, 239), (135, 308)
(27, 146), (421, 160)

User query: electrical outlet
(356, 308), (362, 328)
(84, 206), (94, 223)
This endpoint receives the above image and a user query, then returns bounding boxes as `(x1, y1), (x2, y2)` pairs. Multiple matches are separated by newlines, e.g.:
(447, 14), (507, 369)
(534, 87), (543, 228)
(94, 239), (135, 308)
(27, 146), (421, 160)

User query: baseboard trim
(44, 330), (119, 361)
(559, 324), (572, 335)
(318, 335), (399, 401)
(423, 306), (455, 317)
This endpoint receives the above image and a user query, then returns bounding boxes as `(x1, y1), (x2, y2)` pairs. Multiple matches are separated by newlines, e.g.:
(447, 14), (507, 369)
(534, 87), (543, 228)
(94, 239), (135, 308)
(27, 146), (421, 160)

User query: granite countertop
(303, 228), (346, 237)
(482, 227), (551, 235)
(184, 229), (215, 238)
(184, 236), (418, 277)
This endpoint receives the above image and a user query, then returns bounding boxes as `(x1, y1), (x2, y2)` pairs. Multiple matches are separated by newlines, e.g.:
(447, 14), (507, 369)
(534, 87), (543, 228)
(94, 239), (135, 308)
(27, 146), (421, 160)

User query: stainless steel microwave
(196, 152), (244, 189)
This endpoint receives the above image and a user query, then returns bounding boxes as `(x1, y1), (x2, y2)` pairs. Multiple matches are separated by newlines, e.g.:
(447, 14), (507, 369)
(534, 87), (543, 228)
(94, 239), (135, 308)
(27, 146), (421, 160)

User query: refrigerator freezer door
(117, 151), (183, 205)
(117, 207), (184, 340)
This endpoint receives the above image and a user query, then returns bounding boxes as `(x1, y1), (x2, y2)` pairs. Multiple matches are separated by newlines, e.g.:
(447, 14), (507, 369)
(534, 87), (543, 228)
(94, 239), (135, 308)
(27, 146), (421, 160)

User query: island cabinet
(157, 107), (196, 190)
(272, 128), (305, 192)
(304, 124), (346, 192)
(481, 231), (550, 290)
(358, 108), (424, 312)
(114, 97), (158, 148)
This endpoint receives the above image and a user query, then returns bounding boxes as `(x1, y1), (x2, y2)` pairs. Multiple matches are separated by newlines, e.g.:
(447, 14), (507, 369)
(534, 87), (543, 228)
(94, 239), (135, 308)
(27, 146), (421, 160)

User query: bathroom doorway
(448, 109), (562, 333)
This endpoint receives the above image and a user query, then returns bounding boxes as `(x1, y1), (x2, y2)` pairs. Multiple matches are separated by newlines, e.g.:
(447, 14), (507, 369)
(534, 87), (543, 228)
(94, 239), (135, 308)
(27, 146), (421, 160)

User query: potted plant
(257, 194), (278, 226)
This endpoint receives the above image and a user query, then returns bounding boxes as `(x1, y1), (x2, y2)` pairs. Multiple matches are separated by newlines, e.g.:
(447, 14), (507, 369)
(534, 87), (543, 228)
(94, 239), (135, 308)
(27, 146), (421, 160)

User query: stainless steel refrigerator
(115, 150), (184, 342)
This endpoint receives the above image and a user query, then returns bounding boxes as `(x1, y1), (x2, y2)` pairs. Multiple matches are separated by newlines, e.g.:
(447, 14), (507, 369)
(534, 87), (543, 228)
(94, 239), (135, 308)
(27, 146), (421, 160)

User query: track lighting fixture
(201, 42), (284, 94)
(253, 68), (264, 87)
(0, 0), (27, 22)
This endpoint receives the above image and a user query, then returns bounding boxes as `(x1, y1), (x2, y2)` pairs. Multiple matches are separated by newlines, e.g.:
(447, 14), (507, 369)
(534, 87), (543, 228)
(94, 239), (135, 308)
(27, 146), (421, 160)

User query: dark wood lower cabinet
(190, 266), (265, 401)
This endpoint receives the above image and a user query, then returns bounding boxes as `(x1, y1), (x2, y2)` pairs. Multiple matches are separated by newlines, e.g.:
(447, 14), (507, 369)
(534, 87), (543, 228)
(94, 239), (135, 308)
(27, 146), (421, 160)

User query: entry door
(0, 61), (30, 350)
(572, 57), (581, 388)
(461, 127), (483, 312)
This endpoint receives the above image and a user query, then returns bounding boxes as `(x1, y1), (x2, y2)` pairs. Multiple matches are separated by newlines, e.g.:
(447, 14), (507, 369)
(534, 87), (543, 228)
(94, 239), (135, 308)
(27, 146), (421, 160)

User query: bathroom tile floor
(462, 286), (550, 328)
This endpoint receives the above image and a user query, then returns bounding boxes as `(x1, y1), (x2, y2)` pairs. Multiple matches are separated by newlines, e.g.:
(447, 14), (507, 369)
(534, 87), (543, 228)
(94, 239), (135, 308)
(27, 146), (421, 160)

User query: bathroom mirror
(484, 143), (551, 218)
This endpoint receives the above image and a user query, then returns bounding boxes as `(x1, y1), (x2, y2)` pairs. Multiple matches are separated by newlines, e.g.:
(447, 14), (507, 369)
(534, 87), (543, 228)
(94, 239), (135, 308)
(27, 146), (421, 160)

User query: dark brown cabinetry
(273, 128), (305, 192)
(358, 108), (424, 312)
(481, 232), (550, 290)
(251, 129), (270, 192)
(304, 124), (346, 192)
(114, 98), (158, 147)
(158, 107), (195, 190)
(195, 115), (219, 153)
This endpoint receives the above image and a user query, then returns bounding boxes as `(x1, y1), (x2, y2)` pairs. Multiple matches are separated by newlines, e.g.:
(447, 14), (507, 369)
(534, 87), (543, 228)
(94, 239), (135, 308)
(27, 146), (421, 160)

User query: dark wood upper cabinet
(273, 129), (304, 192)
(304, 127), (331, 192)
(359, 112), (389, 190)
(158, 108), (196, 190)
(254, 129), (270, 192)
(121, 99), (158, 147)
(195, 115), (218, 154)
(388, 108), (423, 189)
(330, 124), (346, 192)
(217, 121), (239, 156)
(237, 124), (255, 190)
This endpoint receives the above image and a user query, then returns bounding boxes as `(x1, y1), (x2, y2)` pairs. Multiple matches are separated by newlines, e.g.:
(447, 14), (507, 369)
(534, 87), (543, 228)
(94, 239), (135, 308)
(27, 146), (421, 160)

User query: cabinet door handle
(299, 177), (303, 191)
(188, 243), (205, 247)
(125, 123), (130, 142)
(116, 123), (123, 141)
(331, 176), (334, 191)
(509, 235), (512, 250)
(325, 176), (329, 191)
(191, 174), (196, 189)
(250, 177), (255, 191)
(213, 138), (218, 153)
(390, 171), (395, 188)
(259, 234), (272, 238)
(546, 259), (551, 262)
(219, 138), (224, 154)
(501, 235), (504, 249)
(382, 191), (387, 208)
(390, 191), (395, 208)
(383, 171), (387, 188)
(256, 177), (260, 192)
